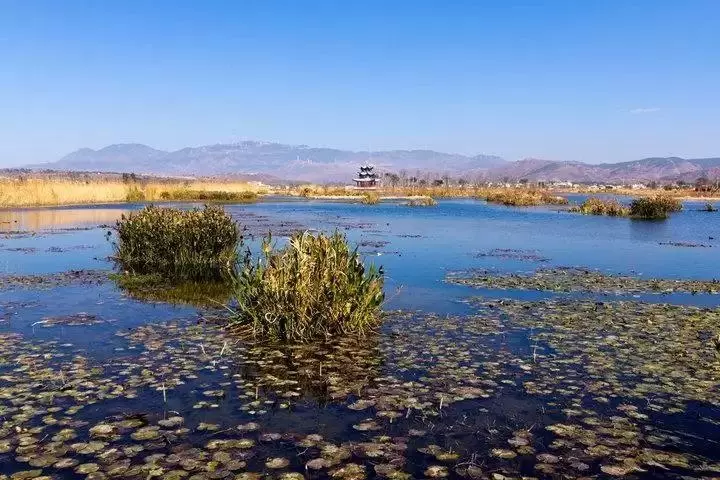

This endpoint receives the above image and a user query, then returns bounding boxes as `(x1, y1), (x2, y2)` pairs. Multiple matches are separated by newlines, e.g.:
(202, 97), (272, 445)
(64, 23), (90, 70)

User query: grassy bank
(0, 178), (264, 207)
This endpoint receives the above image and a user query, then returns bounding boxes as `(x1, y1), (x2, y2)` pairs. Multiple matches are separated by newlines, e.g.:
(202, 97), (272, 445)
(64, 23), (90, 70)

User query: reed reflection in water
(0, 207), (129, 232)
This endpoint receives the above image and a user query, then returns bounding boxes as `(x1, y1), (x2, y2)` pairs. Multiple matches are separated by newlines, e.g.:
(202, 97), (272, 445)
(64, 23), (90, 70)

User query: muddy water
(1, 198), (720, 479)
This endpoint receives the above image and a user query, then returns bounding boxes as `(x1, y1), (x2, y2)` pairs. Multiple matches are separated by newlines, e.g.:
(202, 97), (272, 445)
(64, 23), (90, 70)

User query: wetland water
(1, 198), (720, 479)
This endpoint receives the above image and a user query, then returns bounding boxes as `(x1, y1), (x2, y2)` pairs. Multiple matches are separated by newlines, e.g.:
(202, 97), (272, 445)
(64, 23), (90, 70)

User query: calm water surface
(1, 198), (719, 479)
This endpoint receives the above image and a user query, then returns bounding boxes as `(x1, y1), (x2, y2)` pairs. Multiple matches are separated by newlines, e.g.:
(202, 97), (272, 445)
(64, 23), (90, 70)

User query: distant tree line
(378, 170), (720, 192)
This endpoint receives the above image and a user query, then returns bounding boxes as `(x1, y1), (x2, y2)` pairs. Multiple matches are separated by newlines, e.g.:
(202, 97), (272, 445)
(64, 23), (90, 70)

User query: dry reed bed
(0, 179), (264, 207)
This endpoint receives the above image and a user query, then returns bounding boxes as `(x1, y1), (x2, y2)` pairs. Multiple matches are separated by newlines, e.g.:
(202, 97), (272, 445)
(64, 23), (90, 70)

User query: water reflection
(0, 207), (129, 232)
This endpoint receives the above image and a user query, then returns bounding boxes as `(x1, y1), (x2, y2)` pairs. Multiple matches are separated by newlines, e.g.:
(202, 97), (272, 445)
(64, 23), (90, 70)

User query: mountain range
(27, 142), (720, 184)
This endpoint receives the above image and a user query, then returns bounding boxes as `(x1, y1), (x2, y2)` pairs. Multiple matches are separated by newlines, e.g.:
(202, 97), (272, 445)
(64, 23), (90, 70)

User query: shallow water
(1, 198), (720, 479)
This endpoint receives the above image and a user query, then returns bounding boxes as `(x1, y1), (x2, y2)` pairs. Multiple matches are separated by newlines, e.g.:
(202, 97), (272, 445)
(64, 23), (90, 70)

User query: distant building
(353, 165), (378, 188)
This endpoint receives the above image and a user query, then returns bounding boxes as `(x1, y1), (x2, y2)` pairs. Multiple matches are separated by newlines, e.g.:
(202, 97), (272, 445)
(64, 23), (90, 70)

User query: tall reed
(483, 190), (568, 207)
(114, 205), (241, 281)
(0, 178), (262, 207)
(230, 231), (384, 342)
(629, 195), (682, 219)
(570, 198), (630, 216)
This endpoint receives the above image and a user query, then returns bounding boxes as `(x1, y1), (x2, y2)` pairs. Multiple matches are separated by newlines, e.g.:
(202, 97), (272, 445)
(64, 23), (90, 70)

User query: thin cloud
(629, 107), (660, 114)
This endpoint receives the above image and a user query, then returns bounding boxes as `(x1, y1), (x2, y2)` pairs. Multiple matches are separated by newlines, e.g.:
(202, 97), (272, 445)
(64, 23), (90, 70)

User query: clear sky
(1, 0), (718, 166)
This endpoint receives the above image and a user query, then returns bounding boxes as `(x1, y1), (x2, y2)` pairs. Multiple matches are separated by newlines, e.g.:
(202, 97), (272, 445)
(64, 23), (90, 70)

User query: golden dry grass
(292, 184), (571, 206)
(0, 178), (265, 207)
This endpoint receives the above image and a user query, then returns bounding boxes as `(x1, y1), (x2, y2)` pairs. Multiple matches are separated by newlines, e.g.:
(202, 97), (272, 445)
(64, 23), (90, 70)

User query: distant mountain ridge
(32, 142), (506, 182)
(28, 142), (720, 183)
(491, 157), (720, 183)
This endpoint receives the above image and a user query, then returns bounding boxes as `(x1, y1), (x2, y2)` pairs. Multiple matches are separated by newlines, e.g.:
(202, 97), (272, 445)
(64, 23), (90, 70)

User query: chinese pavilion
(353, 165), (378, 188)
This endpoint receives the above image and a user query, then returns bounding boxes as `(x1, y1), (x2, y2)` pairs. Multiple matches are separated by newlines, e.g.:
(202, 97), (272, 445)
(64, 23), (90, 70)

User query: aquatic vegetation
(34, 313), (106, 327)
(231, 231), (384, 341)
(114, 205), (241, 282)
(360, 192), (381, 205)
(448, 266), (720, 294)
(404, 196), (437, 207)
(1, 298), (720, 479)
(468, 297), (720, 477)
(703, 202), (718, 212)
(659, 241), (712, 248)
(476, 248), (550, 262)
(0, 269), (109, 290)
(158, 189), (258, 203)
(629, 195), (683, 219)
(570, 197), (630, 216)
(483, 190), (568, 207)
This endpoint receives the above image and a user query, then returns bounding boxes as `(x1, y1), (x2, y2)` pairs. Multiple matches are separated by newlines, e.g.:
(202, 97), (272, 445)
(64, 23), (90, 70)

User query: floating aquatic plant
(0, 269), (109, 290)
(448, 266), (720, 294)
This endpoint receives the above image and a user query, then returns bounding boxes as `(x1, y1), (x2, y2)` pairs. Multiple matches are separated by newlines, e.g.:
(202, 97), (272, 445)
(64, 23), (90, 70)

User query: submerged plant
(629, 195), (682, 219)
(570, 197), (630, 216)
(114, 205), (241, 282)
(230, 231), (384, 342)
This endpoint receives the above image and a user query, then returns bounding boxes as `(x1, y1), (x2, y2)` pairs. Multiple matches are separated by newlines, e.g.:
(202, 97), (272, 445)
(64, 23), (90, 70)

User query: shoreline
(2, 190), (720, 209)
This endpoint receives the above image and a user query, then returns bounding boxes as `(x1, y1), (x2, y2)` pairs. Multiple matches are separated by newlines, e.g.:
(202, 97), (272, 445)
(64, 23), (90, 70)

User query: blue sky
(1, 0), (718, 166)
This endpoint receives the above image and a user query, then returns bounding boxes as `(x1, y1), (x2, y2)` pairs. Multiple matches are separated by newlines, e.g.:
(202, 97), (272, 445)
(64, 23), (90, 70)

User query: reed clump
(125, 185), (146, 202)
(405, 196), (437, 207)
(570, 198), (630, 216)
(114, 205), (241, 281)
(483, 190), (568, 207)
(230, 231), (385, 342)
(159, 189), (258, 202)
(361, 192), (381, 205)
(629, 195), (682, 219)
(299, 185), (358, 198)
